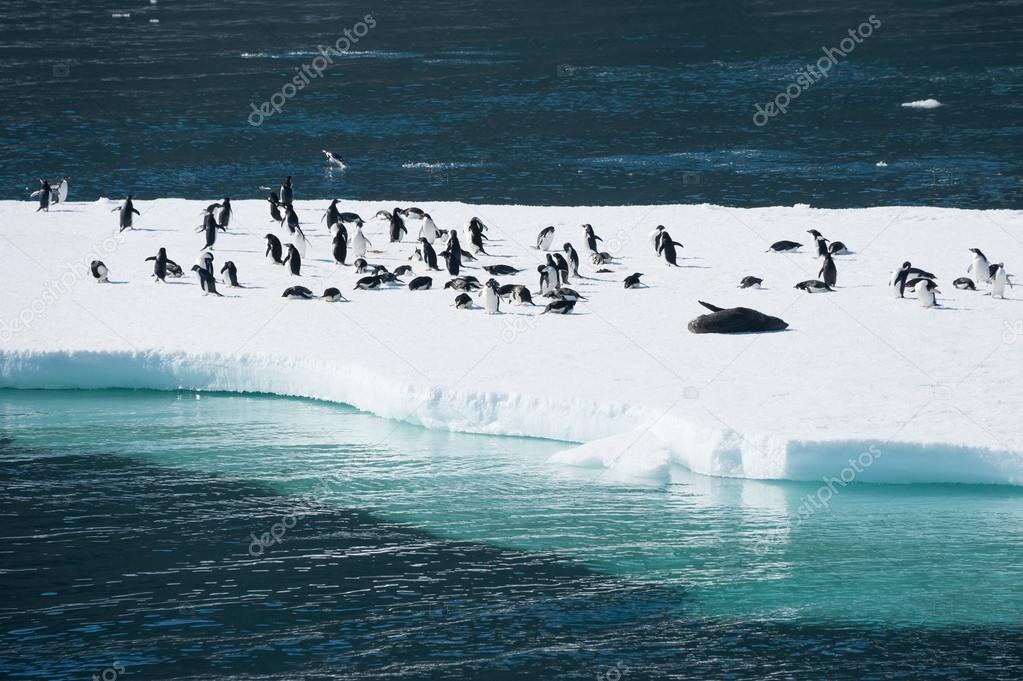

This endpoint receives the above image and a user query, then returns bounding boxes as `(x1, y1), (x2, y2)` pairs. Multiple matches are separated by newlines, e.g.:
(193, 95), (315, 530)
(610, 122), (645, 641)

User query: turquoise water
(2, 389), (1022, 679)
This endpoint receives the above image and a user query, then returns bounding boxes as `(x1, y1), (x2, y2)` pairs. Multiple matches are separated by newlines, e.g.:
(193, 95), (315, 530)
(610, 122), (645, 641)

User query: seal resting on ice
(687, 301), (788, 334)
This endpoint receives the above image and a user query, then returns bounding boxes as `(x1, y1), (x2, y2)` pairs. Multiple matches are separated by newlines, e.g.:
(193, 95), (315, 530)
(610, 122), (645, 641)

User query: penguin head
(536, 265), (545, 273)
(562, 242), (571, 251)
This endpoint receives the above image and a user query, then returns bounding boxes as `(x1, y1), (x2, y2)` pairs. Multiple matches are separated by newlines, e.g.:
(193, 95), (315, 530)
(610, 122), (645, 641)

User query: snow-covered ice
(1, 199), (1021, 485)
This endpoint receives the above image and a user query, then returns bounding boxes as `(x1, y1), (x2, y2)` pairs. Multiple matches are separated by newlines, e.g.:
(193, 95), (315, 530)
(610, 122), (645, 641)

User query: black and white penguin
(537, 263), (560, 294)
(890, 262), (935, 298)
(283, 243), (302, 276)
(794, 279), (833, 293)
(738, 276), (763, 289)
(418, 213), (441, 244)
(191, 264), (224, 297)
(378, 271), (401, 285)
(649, 225), (666, 253)
(282, 285), (314, 299)
(551, 253), (571, 284)
(377, 208), (407, 243)
(807, 229), (829, 257)
(541, 299), (576, 315)
(991, 262), (1010, 299)
(828, 241), (849, 255)
(440, 246), (461, 276)
(915, 279), (940, 308)
(268, 193), (284, 224)
(657, 231), (684, 266)
(536, 226), (555, 251)
(511, 285), (535, 306)
(265, 234), (284, 264)
(399, 206), (427, 219)
(115, 194), (141, 232)
(393, 265), (413, 277)
(482, 278), (501, 314)
(280, 176), (294, 205)
(350, 225), (371, 259)
(545, 287), (586, 302)
(354, 275), (383, 290)
(444, 277), (482, 292)
(453, 292), (474, 309)
(339, 211), (365, 228)
(36, 179), (51, 212)
(323, 199), (342, 230)
(953, 277), (976, 291)
(624, 272), (645, 289)
(467, 220), (490, 255)
(218, 198), (233, 229)
(563, 243), (580, 277)
(146, 247), (173, 282)
(446, 231), (475, 261)
(483, 264), (522, 276)
(320, 287), (348, 302)
(766, 240), (802, 253)
(332, 232), (347, 266)
(419, 237), (440, 271)
(195, 250), (215, 278)
(408, 276), (433, 291)
(818, 253), (837, 287)
(90, 260), (108, 283)
(198, 207), (219, 250)
(220, 261), (242, 287)
(283, 203), (300, 235)
(582, 224), (602, 253)
(969, 248), (991, 285)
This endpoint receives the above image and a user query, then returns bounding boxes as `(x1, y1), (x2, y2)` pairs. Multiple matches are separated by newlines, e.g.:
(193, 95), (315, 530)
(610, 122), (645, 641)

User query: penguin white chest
(484, 287), (500, 314)
(992, 268), (1007, 298)
(915, 281), (936, 307)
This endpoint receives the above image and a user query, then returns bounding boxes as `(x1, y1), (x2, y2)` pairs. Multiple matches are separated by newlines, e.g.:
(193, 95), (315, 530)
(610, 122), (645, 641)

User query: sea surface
(2, 389), (1022, 680)
(1, 0), (1021, 207)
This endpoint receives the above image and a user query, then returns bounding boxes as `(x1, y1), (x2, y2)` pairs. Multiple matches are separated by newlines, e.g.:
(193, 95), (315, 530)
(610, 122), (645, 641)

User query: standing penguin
(808, 229), (829, 257)
(218, 198), (233, 229)
(446, 231), (475, 261)
(220, 261), (242, 287)
(890, 261), (935, 298)
(198, 207), (219, 250)
(536, 226), (555, 251)
(538, 262), (560, 294)
(146, 247), (173, 282)
(419, 213), (441, 244)
(195, 250), (215, 280)
(991, 263), (1010, 299)
(649, 225), (666, 253)
(332, 232), (348, 265)
(915, 279), (940, 308)
(482, 278), (501, 314)
(969, 248), (991, 285)
(351, 225), (372, 258)
(268, 193), (284, 224)
(280, 176), (294, 205)
(467, 219), (490, 255)
(283, 203), (300, 235)
(657, 230), (684, 266)
(323, 199), (342, 230)
(35, 179), (51, 212)
(550, 253), (570, 284)
(384, 208), (408, 242)
(114, 195), (141, 232)
(191, 265), (224, 297)
(283, 243), (302, 276)
(90, 260), (109, 283)
(563, 243), (580, 277)
(440, 244), (461, 276)
(419, 237), (440, 271)
(582, 224), (603, 253)
(818, 252), (837, 287)
(265, 234), (284, 264)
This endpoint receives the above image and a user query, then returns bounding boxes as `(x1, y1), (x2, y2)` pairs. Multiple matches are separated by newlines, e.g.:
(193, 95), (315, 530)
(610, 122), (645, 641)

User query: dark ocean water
(1, 0), (1021, 207)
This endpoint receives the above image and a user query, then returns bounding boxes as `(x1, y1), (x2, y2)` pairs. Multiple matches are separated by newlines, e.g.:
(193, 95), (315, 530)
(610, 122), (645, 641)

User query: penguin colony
(62, 176), (1013, 329)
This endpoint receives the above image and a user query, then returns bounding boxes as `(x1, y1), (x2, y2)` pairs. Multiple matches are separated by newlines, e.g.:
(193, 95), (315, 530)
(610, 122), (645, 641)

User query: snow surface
(1, 199), (1022, 485)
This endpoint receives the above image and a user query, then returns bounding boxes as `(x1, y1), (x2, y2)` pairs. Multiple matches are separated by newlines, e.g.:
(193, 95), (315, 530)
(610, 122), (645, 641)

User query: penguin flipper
(698, 301), (724, 313)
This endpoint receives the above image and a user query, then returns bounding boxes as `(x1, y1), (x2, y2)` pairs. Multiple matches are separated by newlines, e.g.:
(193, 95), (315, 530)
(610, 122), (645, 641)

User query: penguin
(649, 225), (666, 253)
(114, 195), (141, 232)
(991, 263), (1010, 299)
(440, 246), (461, 276)
(393, 265), (413, 277)
(267, 193), (285, 224)
(828, 241), (849, 255)
(282, 285), (315, 299)
(582, 224), (603, 253)
(482, 278), (501, 314)
(915, 278), (940, 308)
(818, 253), (837, 287)
(890, 262), (935, 298)
(36, 179), (51, 212)
(545, 287), (586, 302)
(453, 292), (474, 309)
(541, 299), (576, 315)
(283, 203), (300, 235)
(265, 234), (284, 264)
(537, 263), (560, 294)
(351, 225), (371, 259)
(953, 277), (977, 291)
(551, 253), (571, 284)
(283, 244), (302, 276)
(339, 211), (365, 228)
(146, 247), (172, 282)
(198, 208), (219, 250)
(320, 287), (348, 302)
(419, 213), (441, 244)
(738, 276), (763, 289)
(218, 198), (233, 229)
(408, 276), (433, 291)
(195, 250), (215, 277)
(378, 208), (407, 243)
(766, 240), (801, 253)
(332, 232), (348, 265)
(794, 279), (833, 293)
(969, 248), (991, 285)
(220, 261), (242, 287)
(591, 251), (613, 266)
(446, 231), (475, 261)
(467, 220), (490, 255)
(536, 226), (555, 251)
(377, 271), (401, 285)
(807, 229), (829, 257)
(323, 199), (342, 230)
(511, 285), (535, 306)
(444, 277), (482, 292)
(657, 231), (684, 266)
(165, 260), (184, 278)
(90, 260), (108, 283)
(191, 265), (223, 297)
(280, 176), (293, 205)
(563, 243), (580, 277)
(624, 273), (645, 289)
(323, 150), (347, 168)
(418, 237), (440, 271)
(483, 264), (521, 276)
(399, 206), (427, 220)
(354, 275), (382, 290)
